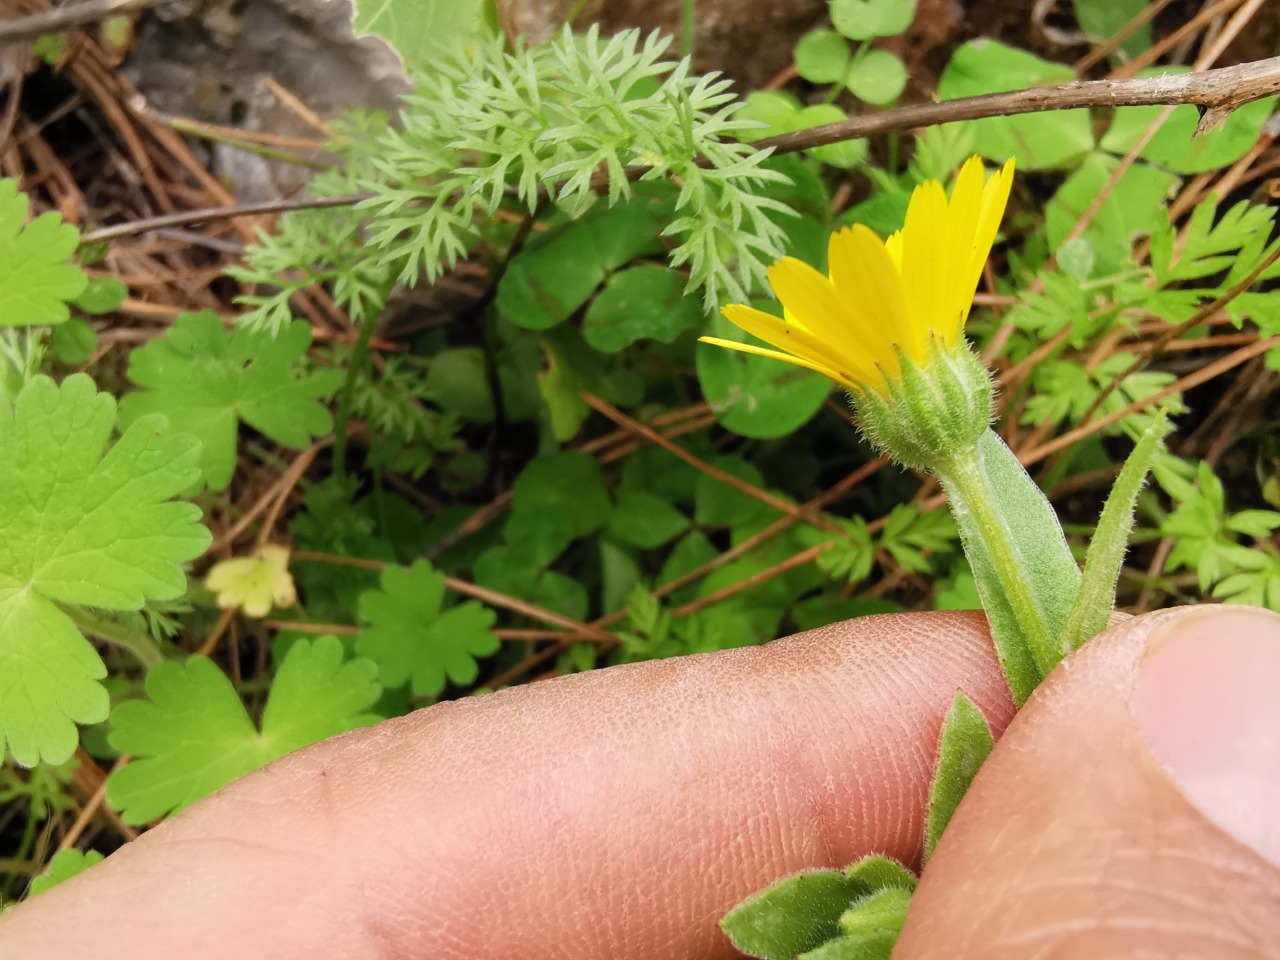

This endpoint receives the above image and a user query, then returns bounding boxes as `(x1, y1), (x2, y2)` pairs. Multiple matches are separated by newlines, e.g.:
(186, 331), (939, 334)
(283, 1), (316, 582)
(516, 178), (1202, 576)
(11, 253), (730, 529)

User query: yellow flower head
(703, 156), (1015, 393)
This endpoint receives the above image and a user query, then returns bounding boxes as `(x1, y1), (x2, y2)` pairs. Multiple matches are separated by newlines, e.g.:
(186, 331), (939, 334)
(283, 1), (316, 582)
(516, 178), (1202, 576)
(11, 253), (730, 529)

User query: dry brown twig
(755, 54), (1280, 154)
(0, 0), (169, 44)
(75, 55), (1280, 245)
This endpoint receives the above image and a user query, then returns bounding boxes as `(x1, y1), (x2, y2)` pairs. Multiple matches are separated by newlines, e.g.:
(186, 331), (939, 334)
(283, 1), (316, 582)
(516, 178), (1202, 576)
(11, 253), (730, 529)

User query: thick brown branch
(757, 55), (1280, 155)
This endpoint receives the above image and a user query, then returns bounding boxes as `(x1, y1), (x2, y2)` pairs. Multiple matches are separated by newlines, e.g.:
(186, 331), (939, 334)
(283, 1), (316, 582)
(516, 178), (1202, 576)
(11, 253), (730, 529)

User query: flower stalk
(702, 154), (1158, 706)
(934, 440), (1064, 695)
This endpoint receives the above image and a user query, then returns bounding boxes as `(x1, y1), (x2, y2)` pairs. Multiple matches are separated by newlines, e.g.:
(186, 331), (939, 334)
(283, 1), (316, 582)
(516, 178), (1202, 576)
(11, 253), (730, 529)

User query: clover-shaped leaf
(28, 849), (105, 897)
(119, 312), (343, 490)
(106, 636), (381, 823)
(0, 375), (209, 765)
(357, 561), (500, 696)
(0, 179), (87, 327)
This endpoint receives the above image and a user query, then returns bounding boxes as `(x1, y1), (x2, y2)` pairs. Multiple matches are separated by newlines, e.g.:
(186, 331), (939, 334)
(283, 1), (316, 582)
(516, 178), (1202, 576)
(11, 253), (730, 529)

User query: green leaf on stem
(937, 430), (1081, 704)
(1058, 411), (1168, 653)
(924, 691), (994, 861)
(844, 855), (916, 892)
(721, 869), (869, 960)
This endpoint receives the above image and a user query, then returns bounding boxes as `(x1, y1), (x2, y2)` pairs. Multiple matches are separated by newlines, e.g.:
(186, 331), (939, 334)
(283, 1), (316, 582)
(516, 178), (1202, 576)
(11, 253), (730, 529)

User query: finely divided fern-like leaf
(236, 26), (792, 330)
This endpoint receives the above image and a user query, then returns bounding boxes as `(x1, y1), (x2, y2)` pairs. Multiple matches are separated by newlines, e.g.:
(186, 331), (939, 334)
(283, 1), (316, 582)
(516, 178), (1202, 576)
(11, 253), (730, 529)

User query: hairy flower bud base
(853, 340), (993, 472)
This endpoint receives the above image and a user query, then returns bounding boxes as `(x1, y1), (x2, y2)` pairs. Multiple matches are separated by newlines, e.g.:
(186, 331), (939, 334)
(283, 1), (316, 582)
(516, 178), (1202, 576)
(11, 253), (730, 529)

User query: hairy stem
(64, 607), (164, 668)
(936, 449), (1060, 679)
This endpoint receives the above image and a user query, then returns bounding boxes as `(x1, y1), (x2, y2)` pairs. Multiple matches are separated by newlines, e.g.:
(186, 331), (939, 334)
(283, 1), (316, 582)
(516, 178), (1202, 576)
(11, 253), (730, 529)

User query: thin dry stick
(1109, 0), (1248, 78)
(1072, 0), (1178, 72)
(58, 754), (132, 851)
(253, 444), (325, 550)
(1133, 536), (1177, 613)
(670, 544), (832, 619)
(262, 621), (360, 636)
(582, 393), (844, 534)
(1075, 244), (1280, 431)
(507, 457), (887, 673)
(77, 58), (1280, 245)
(631, 458), (886, 616)
(289, 550), (618, 642)
(0, 0), (168, 43)
(265, 77), (336, 138)
(210, 442), (325, 552)
(196, 607), (236, 658)
(1050, 0), (1264, 275)
(1025, 234), (1280, 469)
(1020, 335), (1280, 467)
(80, 193), (367, 244)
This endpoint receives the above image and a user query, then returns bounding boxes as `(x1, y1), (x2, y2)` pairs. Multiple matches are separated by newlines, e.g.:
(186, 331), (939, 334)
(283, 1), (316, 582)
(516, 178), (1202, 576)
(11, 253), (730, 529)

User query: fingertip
(1135, 606), (1280, 868)
(897, 606), (1280, 958)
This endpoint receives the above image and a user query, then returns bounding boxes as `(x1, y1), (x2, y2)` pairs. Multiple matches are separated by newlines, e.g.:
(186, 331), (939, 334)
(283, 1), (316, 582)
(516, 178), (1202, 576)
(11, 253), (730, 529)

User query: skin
(1, 606), (1278, 958)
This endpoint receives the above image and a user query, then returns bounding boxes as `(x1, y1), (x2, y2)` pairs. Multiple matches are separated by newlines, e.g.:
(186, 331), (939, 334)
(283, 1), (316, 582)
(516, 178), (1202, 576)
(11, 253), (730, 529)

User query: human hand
(2, 606), (1277, 959)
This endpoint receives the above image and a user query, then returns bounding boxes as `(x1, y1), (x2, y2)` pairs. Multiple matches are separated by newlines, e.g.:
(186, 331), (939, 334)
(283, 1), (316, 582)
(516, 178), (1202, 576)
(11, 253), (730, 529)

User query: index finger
(0, 612), (1014, 960)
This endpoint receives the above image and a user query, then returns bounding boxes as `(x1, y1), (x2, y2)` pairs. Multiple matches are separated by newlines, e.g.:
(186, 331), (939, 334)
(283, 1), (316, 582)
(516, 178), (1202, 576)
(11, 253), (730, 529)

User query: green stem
(332, 312), (378, 477)
(64, 607), (164, 668)
(937, 449), (1060, 678)
(680, 0), (696, 59)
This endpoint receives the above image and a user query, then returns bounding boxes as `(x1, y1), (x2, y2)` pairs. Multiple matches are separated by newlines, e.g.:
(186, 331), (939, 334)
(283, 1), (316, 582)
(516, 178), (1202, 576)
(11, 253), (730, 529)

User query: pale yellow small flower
(206, 545), (297, 618)
(702, 155), (1015, 392)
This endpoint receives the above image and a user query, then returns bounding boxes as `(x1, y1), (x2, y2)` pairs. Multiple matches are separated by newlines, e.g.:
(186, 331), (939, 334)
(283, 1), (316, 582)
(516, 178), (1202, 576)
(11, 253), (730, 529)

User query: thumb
(896, 606), (1280, 958)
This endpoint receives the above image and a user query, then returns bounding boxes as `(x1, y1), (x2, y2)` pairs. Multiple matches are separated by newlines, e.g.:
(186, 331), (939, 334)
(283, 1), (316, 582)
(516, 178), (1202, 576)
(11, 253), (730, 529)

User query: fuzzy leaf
(722, 869), (869, 960)
(844, 855), (916, 893)
(0, 179), (87, 327)
(838, 887), (911, 939)
(1058, 413), (1166, 652)
(924, 692), (994, 861)
(357, 561), (500, 695)
(107, 636), (381, 823)
(939, 430), (1082, 704)
(0, 375), (208, 765)
(119, 312), (343, 490)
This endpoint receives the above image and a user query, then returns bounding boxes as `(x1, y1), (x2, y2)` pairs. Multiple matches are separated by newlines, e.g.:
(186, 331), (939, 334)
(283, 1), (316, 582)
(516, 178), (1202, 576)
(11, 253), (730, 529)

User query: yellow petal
(698, 336), (849, 386)
(720, 303), (879, 385)
(897, 179), (950, 353)
(827, 225), (912, 364)
(959, 157), (1015, 329)
(934, 156), (985, 344)
(884, 230), (903, 273)
(767, 257), (848, 338)
(767, 256), (888, 382)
